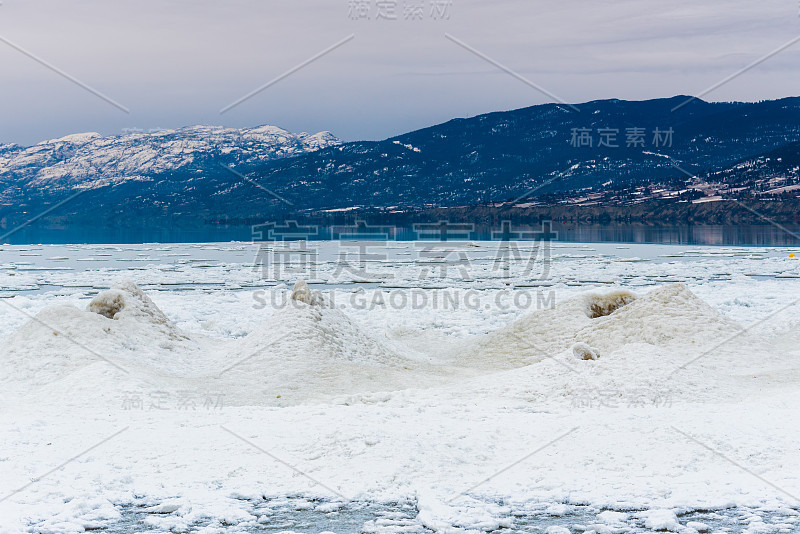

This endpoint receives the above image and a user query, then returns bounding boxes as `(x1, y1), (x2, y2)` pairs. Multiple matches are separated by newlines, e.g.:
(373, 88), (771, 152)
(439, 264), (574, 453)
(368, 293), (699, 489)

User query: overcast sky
(0, 0), (798, 146)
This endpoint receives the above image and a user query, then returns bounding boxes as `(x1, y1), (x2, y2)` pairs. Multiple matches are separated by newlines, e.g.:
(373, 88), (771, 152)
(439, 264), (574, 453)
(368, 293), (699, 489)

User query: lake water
(2, 223), (800, 246)
(103, 498), (799, 533)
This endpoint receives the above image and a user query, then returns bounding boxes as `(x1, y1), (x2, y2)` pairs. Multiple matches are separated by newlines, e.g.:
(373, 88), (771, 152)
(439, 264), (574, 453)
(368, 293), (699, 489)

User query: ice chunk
(143, 501), (184, 514)
(638, 509), (680, 531)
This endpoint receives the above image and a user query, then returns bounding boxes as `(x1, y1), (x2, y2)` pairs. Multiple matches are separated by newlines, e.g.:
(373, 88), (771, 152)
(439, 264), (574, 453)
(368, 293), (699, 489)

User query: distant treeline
(202, 198), (800, 228)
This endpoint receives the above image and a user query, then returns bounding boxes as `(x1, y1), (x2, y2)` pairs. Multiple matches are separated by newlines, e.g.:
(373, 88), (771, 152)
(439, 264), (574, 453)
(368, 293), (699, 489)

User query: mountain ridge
(2, 96), (800, 231)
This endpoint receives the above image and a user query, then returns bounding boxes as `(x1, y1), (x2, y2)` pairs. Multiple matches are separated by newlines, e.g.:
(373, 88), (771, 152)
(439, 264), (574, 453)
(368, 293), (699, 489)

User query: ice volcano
(0, 281), (754, 408)
(0, 281), (204, 387)
(220, 281), (449, 405)
(0, 281), (444, 407)
(455, 283), (743, 369)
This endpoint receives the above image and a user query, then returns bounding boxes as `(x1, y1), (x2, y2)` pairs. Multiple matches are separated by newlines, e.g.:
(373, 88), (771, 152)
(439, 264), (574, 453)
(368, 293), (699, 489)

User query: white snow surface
(1, 242), (799, 532)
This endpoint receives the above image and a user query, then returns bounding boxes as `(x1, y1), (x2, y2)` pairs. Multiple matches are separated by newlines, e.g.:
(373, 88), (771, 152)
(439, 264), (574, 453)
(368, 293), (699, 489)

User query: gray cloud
(0, 0), (798, 145)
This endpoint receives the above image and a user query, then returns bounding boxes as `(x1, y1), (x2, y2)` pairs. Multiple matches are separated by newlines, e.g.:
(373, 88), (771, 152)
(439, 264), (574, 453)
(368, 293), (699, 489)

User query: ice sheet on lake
(1, 244), (800, 533)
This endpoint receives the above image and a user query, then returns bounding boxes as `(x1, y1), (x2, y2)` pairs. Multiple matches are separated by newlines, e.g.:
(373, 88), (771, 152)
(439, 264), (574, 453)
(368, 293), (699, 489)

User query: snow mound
(84, 280), (188, 343)
(0, 281), (197, 387)
(224, 290), (446, 404)
(457, 284), (740, 368)
(574, 283), (740, 353)
(89, 281), (174, 326)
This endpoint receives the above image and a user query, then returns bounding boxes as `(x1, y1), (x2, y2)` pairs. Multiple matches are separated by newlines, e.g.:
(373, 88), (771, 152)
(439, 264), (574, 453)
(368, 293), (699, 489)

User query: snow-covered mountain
(0, 125), (340, 196)
(3, 96), (800, 232)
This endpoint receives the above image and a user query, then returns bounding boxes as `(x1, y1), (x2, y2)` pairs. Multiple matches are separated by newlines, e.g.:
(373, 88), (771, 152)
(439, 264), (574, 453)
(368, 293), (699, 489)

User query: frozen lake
(1, 241), (799, 533)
